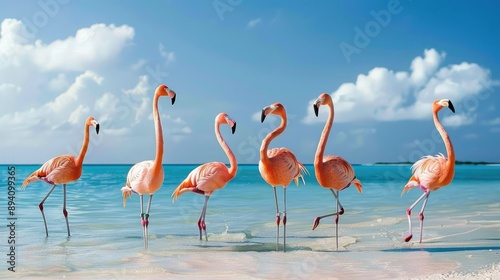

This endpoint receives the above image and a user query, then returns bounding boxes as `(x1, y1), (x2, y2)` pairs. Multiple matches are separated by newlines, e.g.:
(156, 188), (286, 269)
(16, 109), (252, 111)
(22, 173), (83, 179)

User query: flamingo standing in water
(402, 99), (455, 243)
(310, 93), (363, 250)
(259, 103), (308, 252)
(121, 84), (176, 249)
(22, 116), (100, 237)
(172, 113), (237, 241)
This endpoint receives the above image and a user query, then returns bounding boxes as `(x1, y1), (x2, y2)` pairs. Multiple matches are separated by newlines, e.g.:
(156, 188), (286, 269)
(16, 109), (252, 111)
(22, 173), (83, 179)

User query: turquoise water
(1, 164), (499, 278)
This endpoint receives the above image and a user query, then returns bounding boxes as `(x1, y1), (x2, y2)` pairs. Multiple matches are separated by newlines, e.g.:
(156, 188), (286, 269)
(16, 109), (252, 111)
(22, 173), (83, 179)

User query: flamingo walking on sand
(121, 84), (176, 249)
(259, 103), (308, 252)
(402, 99), (455, 243)
(310, 93), (363, 250)
(22, 116), (100, 237)
(172, 113), (237, 241)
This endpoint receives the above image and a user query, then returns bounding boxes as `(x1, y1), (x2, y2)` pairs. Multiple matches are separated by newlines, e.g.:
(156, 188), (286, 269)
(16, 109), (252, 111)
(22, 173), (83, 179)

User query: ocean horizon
(1, 164), (499, 278)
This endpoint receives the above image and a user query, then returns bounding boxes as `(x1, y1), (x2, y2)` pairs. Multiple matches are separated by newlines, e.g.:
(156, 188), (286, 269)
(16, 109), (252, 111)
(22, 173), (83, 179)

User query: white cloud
(247, 18), (262, 29)
(303, 49), (496, 127)
(0, 19), (134, 72)
(48, 73), (70, 91)
(442, 114), (474, 127)
(251, 111), (261, 122)
(159, 43), (175, 65)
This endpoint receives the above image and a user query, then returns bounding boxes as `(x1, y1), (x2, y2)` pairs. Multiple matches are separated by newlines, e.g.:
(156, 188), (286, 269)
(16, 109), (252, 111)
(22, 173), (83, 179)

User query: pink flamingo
(259, 103), (308, 252)
(402, 99), (455, 243)
(310, 93), (363, 250)
(121, 84), (176, 249)
(172, 113), (237, 241)
(22, 116), (100, 237)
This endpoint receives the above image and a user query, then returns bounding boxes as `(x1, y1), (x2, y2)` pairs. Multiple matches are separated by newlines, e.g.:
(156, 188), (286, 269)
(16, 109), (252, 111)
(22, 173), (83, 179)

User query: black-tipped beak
(231, 122), (236, 134)
(448, 100), (455, 113)
(313, 104), (319, 117)
(171, 94), (176, 105)
(95, 123), (100, 134)
(261, 109), (266, 123)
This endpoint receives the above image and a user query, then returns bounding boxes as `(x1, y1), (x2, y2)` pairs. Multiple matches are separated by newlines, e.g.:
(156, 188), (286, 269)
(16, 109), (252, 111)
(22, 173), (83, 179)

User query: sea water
(1, 164), (499, 278)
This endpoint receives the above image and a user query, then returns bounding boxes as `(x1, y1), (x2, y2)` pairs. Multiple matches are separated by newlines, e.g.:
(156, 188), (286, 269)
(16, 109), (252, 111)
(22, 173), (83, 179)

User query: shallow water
(1, 164), (499, 278)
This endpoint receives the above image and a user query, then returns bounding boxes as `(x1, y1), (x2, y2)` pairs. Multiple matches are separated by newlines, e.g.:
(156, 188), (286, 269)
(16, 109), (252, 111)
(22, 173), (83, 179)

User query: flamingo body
(310, 93), (362, 250)
(402, 99), (455, 243)
(22, 116), (100, 237)
(121, 84), (176, 249)
(259, 103), (308, 252)
(258, 148), (306, 188)
(172, 112), (237, 241)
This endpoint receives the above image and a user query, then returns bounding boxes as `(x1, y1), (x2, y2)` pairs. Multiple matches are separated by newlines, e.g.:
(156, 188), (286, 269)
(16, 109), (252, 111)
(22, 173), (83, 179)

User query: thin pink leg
(404, 191), (428, 242)
(283, 188), (287, 252)
(143, 194), (153, 249)
(273, 187), (280, 252)
(418, 193), (430, 243)
(198, 196), (210, 241)
(38, 184), (57, 237)
(312, 189), (344, 231)
(62, 184), (70, 237)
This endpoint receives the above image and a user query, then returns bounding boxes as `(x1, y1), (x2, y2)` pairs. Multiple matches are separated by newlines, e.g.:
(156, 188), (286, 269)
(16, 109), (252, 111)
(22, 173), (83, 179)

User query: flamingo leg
(272, 187), (280, 251)
(283, 187), (287, 252)
(143, 194), (153, 249)
(311, 189), (345, 231)
(334, 191), (341, 250)
(418, 192), (430, 243)
(404, 191), (428, 242)
(38, 184), (57, 237)
(139, 195), (146, 249)
(62, 184), (70, 237)
(198, 196), (210, 241)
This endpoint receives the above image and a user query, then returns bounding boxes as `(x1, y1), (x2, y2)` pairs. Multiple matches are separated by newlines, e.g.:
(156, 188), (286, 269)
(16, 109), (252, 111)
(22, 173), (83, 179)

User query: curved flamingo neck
(215, 121), (237, 178)
(76, 122), (91, 167)
(315, 102), (334, 168)
(433, 108), (455, 168)
(260, 111), (287, 164)
(152, 93), (164, 171)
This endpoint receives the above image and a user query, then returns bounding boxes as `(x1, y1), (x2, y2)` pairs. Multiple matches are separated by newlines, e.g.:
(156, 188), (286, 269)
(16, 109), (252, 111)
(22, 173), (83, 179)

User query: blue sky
(1, 0), (499, 164)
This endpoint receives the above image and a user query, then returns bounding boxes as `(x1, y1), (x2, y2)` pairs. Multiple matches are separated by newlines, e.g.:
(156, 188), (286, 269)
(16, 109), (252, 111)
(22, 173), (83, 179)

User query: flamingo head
(313, 93), (332, 117)
(217, 113), (237, 134)
(157, 84), (176, 105)
(261, 103), (284, 123)
(86, 116), (100, 134)
(435, 99), (455, 113)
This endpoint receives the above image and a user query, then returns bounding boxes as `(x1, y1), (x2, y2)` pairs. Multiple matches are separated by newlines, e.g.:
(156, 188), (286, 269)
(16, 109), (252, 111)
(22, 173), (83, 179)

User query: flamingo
(172, 113), (237, 241)
(121, 84), (176, 249)
(22, 116), (100, 237)
(310, 93), (363, 250)
(259, 103), (308, 252)
(402, 99), (455, 243)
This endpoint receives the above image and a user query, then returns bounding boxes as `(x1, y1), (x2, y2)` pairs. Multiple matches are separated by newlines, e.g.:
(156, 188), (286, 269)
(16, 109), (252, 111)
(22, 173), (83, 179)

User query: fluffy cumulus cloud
(0, 18), (188, 163)
(0, 18), (134, 72)
(303, 49), (496, 127)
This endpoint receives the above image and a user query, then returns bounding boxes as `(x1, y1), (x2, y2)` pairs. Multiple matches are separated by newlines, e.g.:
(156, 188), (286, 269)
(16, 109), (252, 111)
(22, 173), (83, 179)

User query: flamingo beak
(261, 108), (267, 123)
(169, 90), (176, 105)
(232, 122), (236, 134)
(313, 104), (319, 117)
(448, 100), (455, 113)
(91, 120), (100, 134)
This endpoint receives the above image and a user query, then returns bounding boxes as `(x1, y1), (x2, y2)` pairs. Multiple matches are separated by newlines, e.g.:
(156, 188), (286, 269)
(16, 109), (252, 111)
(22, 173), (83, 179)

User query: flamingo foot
(404, 234), (413, 242)
(312, 217), (320, 230)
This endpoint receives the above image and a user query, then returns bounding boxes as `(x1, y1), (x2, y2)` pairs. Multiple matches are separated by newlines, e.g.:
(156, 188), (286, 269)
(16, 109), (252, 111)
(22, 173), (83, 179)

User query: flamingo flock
(23, 84), (456, 251)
